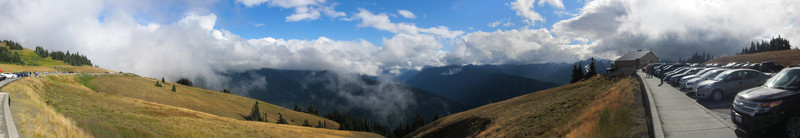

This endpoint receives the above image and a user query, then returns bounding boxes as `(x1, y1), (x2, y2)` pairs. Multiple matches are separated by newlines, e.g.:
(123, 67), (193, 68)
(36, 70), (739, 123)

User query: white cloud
(446, 28), (585, 65)
(488, 20), (502, 27)
(237, 0), (324, 8)
(553, 0), (800, 61)
(351, 9), (464, 38)
(236, 0), (345, 22)
(509, 0), (543, 25)
(488, 18), (515, 27)
(538, 0), (565, 9)
(509, 0), (566, 26)
(397, 9), (416, 19)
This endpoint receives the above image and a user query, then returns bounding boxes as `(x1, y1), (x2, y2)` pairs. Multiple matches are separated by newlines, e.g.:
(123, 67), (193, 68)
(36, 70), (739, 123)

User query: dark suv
(760, 62), (785, 73)
(731, 68), (800, 137)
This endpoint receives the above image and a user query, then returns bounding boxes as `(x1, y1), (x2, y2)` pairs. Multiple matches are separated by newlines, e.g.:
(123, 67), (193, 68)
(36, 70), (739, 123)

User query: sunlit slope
(0, 42), (111, 73)
(2, 75), (380, 137)
(406, 76), (647, 138)
(705, 49), (800, 66)
(86, 73), (339, 128)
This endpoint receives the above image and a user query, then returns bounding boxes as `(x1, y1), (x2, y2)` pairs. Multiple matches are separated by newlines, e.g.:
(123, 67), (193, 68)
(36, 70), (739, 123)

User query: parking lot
(643, 62), (799, 138)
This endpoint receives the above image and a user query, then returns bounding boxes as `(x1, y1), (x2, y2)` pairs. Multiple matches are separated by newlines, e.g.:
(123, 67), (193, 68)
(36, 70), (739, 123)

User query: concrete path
(638, 71), (738, 138)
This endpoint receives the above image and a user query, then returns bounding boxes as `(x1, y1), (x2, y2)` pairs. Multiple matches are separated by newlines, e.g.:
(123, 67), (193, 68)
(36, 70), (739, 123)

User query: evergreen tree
(294, 104), (303, 112)
(176, 78), (193, 86)
(412, 114), (428, 130)
(303, 120), (312, 127)
(570, 64), (584, 83)
(171, 84), (176, 92)
(585, 57), (597, 78)
(162, 77), (165, 83)
(432, 113), (442, 121)
(277, 113), (288, 124)
(317, 121), (323, 128)
(242, 101), (263, 121)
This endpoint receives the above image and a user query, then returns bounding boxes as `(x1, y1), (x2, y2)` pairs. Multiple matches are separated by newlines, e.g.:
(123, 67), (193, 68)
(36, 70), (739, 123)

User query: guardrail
(1, 93), (18, 138)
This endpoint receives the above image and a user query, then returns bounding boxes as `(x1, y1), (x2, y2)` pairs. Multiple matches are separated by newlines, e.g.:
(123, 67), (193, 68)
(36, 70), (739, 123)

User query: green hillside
(2, 73), (382, 137)
(0, 42), (109, 73)
(406, 76), (648, 137)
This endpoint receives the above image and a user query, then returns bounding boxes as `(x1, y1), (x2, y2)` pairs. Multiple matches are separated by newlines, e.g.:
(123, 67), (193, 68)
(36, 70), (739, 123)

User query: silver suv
(696, 69), (770, 101)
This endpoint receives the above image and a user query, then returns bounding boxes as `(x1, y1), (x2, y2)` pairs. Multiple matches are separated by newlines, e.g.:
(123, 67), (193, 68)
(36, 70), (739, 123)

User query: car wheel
(787, 116), (800, 138)
(712, 90), (723, 102)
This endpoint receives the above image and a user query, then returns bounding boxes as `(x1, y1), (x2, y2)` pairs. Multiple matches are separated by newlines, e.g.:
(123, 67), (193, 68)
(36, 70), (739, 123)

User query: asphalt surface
(638, 71), (741, 138)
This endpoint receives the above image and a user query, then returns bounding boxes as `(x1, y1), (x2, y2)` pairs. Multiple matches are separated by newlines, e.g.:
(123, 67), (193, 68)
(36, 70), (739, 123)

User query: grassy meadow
(1, 75), (381, 137)
(406, 76), (648, 137)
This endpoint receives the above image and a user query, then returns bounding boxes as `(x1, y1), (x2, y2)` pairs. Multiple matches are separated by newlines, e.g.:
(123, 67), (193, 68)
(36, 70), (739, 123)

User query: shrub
(176, 78), (193, 86)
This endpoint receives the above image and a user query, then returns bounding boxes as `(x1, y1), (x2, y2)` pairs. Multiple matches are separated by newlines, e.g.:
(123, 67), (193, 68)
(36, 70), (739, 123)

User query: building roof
(615, 50), (653, 61)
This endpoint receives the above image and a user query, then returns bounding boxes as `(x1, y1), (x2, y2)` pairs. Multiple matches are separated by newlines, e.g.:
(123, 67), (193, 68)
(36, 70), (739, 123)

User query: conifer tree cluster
(677, 52), (714, 63)
(2, 40), (23, 50)
(176, 78), (193, 86)
(740, 36), (792, 54)
(35, 46), (93, 66)
(570, 57), (598, 84)
(0, 46), (23, 64)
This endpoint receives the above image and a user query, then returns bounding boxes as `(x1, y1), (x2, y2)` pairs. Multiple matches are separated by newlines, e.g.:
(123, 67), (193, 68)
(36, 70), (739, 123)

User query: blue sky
(213, 0), (584, 45)
(1, 0), (799, 87)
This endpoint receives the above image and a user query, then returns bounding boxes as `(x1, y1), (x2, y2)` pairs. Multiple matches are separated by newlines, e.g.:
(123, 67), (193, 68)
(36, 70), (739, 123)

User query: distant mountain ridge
(223, 68), (466, 125)
(393, 59), (614, 85)
(405, 65), (561, 108)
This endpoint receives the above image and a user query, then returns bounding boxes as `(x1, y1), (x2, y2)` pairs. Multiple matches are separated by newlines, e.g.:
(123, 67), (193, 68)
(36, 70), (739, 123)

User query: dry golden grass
(3, 78), (92, 137)
(565, 77), (647, 138)
(705, 49), (800, 66)
(406, 76), (648, 138)
(86, 73), (339, 129)
(0, 64), (111, 73)
(3, 75), (381, 138)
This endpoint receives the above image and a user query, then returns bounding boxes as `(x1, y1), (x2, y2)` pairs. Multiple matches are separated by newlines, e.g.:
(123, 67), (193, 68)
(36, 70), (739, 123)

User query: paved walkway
(637, 72), (738, 138)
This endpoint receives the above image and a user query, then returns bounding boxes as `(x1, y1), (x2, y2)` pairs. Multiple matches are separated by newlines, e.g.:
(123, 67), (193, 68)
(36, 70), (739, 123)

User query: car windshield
(702, 70), (722, 78)
(712, 71), (732, 81)
(695, 69), (712, 75)
(764, 69), (800, 90)
(697, 69), (715, 76)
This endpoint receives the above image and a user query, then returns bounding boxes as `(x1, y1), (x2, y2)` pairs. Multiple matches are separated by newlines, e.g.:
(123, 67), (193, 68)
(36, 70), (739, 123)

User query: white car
(1, 73), (17, 78)
(685, 69), (727, 92)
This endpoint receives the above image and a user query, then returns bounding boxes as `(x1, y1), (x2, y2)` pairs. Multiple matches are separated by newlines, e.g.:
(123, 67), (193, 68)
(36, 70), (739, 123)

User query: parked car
(1, 73), (17, 79)
(685, 69), (728, 92)
(722, 62), (741, 68)
(664, 68), (693, 82)
(759, 62), (785, 73)
(746, 63), (761, 70)
(669, 68), (703, 85)
(678, 68), (717, 88)
(696, 69), (770, 101)
(731, 67), (800, 137)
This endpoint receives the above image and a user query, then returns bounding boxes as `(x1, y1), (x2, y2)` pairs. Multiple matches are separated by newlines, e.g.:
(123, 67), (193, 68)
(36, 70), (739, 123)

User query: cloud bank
(0, 0), (798, 94)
